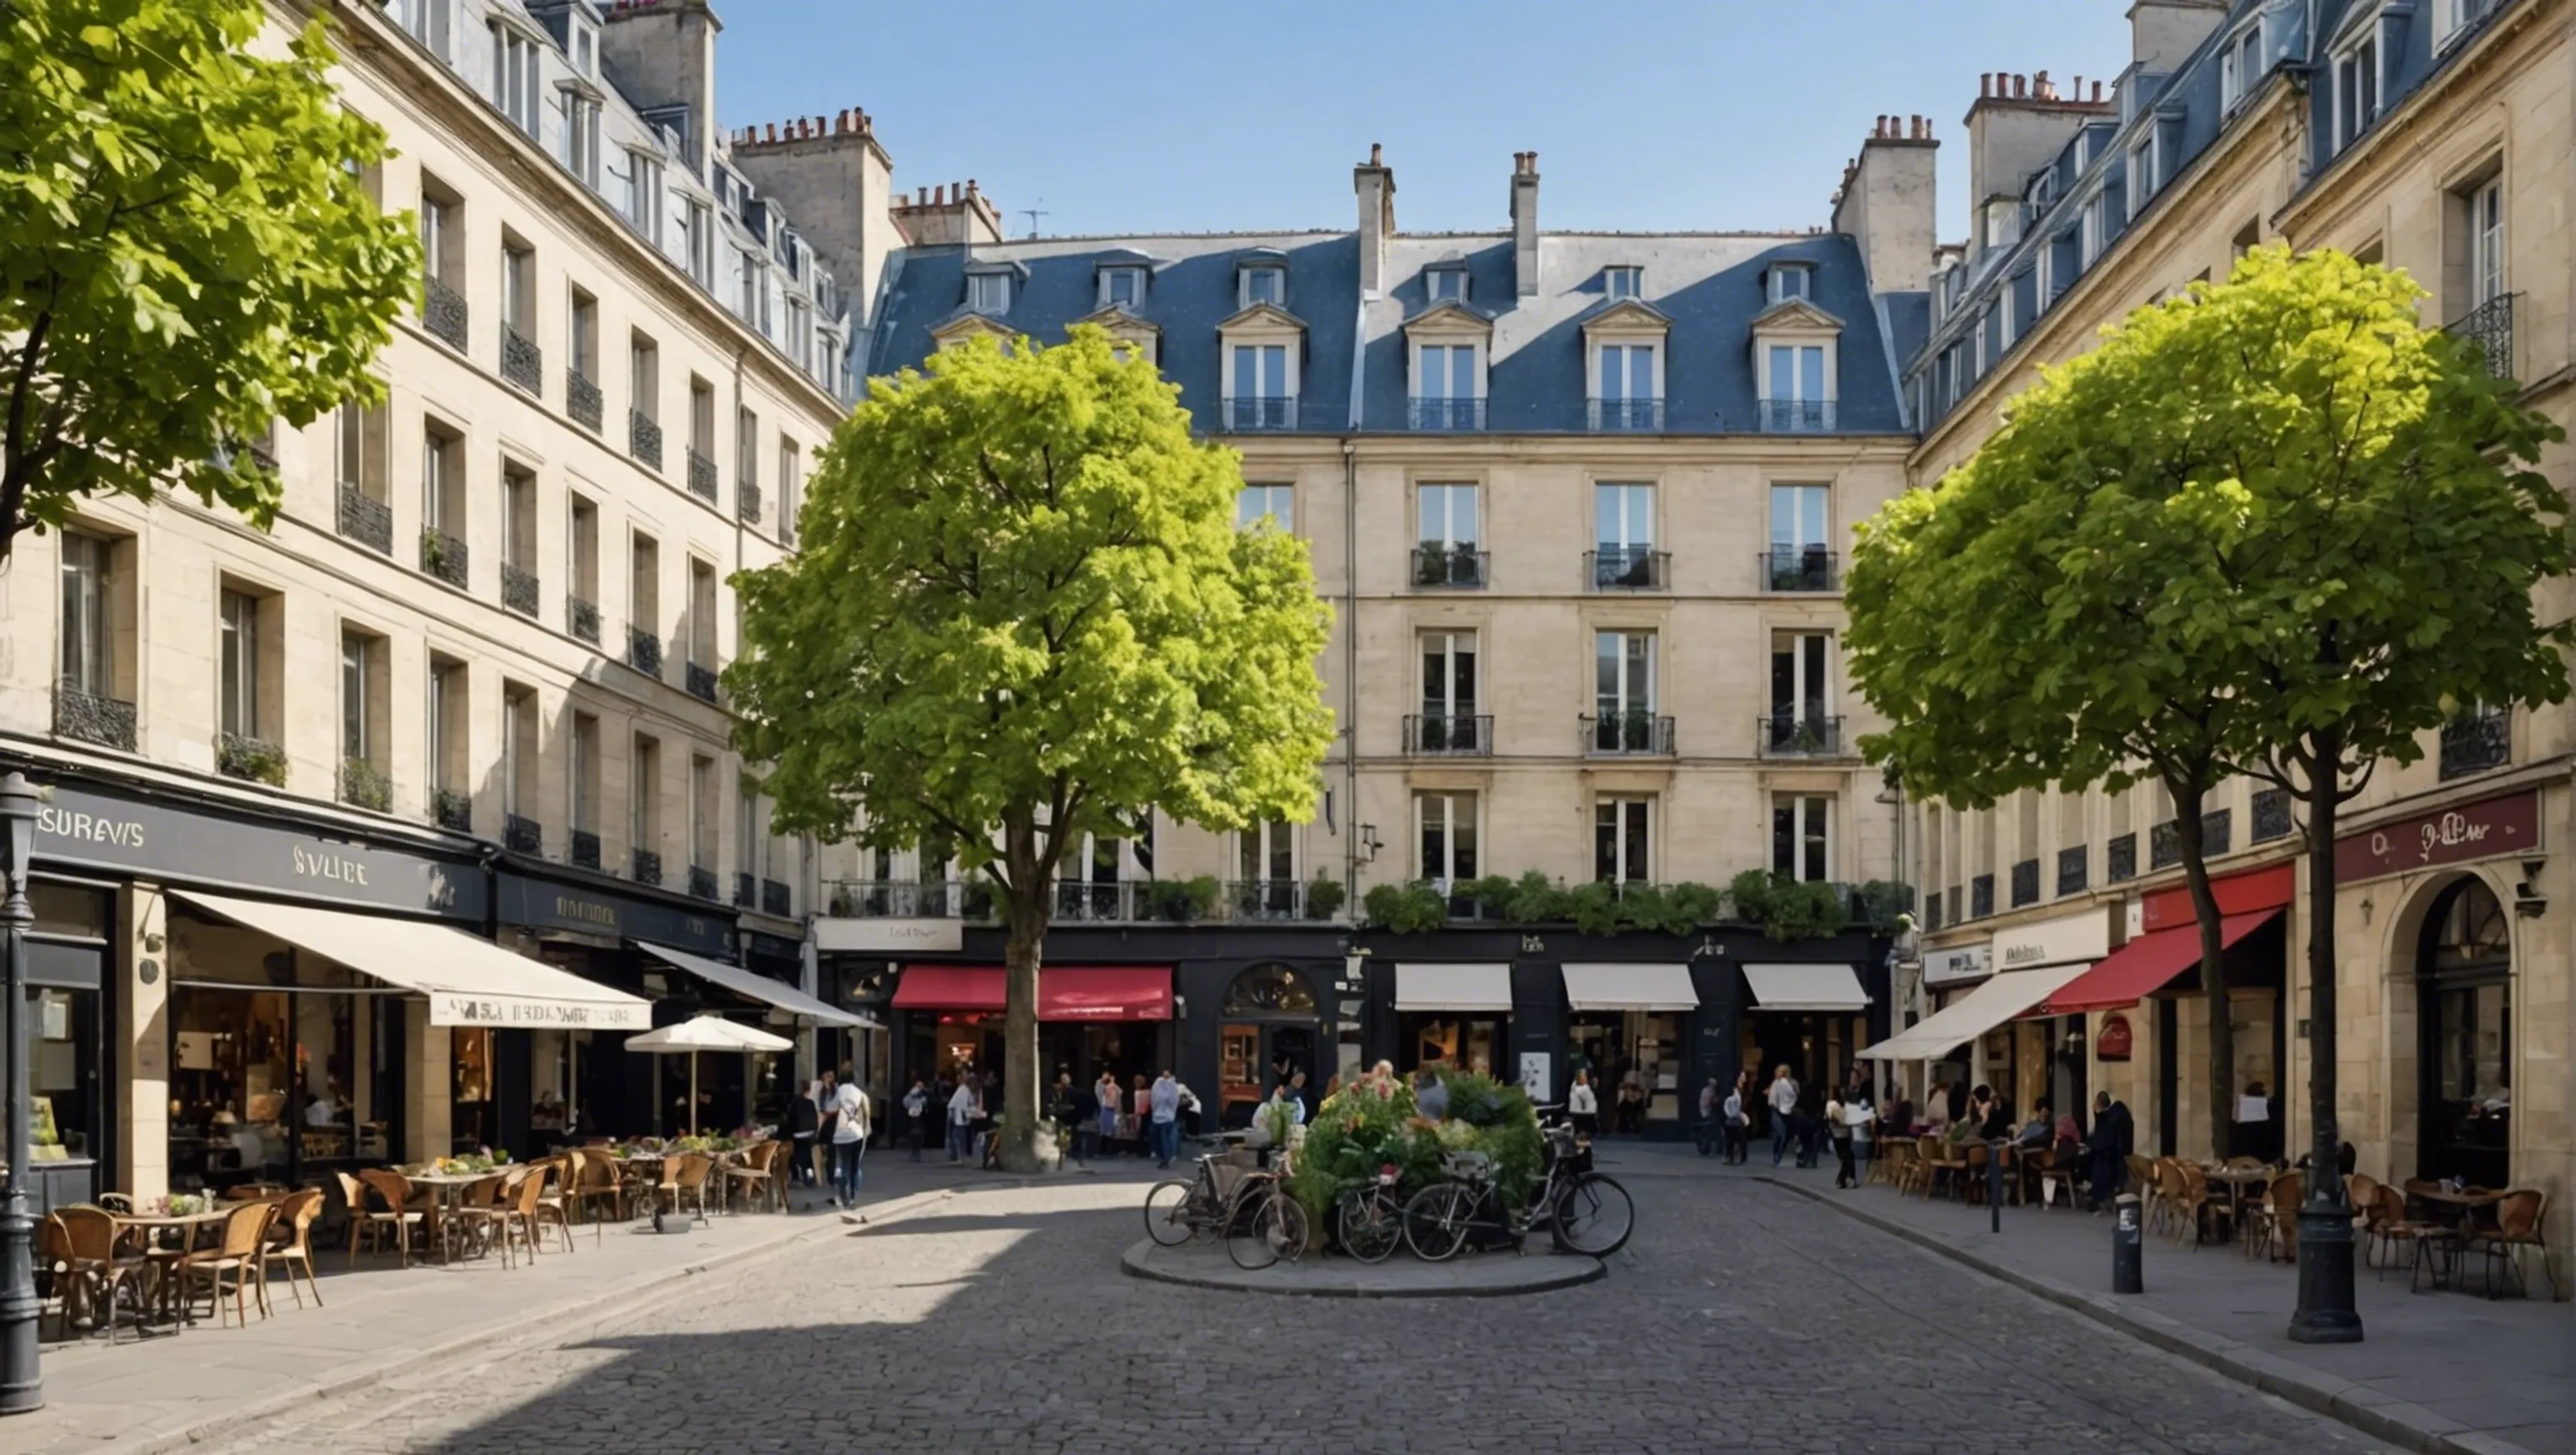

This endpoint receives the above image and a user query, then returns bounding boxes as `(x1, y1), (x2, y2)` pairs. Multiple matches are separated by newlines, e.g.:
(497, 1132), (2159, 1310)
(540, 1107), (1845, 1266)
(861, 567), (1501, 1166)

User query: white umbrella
(626, 1016), (793, 1135)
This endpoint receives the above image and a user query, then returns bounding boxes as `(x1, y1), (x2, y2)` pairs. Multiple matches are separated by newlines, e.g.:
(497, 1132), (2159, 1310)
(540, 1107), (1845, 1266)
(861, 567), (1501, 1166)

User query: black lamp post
(0, 772), (42, 1412)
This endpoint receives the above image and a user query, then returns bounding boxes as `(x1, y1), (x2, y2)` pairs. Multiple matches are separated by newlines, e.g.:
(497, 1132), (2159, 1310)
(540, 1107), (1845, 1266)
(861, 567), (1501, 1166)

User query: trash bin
(2112, 1192), (2145, 1294)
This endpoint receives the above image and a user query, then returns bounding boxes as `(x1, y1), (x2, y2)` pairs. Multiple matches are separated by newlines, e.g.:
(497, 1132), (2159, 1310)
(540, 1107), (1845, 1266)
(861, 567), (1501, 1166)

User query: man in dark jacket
(784, 1078), (821, 1187)
(2086, 1090), (2135, 1212)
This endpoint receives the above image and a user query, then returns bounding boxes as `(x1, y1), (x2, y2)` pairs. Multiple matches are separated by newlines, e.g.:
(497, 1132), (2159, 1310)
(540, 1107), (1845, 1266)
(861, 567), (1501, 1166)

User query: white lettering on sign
(2418, 813), (2490, 862)
(291, 844), (371, 886)
(39, 806), (146, 848)
(555, 896), (618, 928)
(434, 995), (645, 1030)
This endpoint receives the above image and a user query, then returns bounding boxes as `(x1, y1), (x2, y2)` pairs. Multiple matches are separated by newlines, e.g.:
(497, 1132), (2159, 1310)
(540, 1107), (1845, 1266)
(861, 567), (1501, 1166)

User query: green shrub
(1143, 876), (1218, 922)
(1284, 1068), (1543, 1229)
(1566, 880), (1623, 935)
(1730, 869), (1842, 940)
(1503, 870), (1571, 923)
(1362, 881), (1447, 933)
(1304, 873), (1346, 920)
(1850, 880), (1914, 933)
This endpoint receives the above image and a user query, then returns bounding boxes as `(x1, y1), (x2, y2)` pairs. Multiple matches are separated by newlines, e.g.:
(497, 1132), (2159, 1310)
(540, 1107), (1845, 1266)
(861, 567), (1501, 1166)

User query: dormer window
(969, 272), (1010, 314)
(1238, 261), (1285, 309)
(1604, 266), (1643, 299)
(2333, 21), (2383, 152)
(2221, 22), (2262, 109)
(572, 16), (597, 77)
(1428, 266), (1467, 303)
(1768, 265), (1814, 305)
(1099, 266), (1145, 310)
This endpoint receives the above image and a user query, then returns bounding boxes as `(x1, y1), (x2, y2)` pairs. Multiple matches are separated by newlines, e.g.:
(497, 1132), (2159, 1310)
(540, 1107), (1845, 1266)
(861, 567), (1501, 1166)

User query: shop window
(1223, 964), (1317, 1016)
(167, 932), (378, 1193)
(2417, 876), (2511, 1188)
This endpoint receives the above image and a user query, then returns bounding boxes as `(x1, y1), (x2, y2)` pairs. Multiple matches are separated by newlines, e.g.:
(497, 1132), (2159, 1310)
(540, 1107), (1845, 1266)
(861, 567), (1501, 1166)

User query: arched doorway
(2416, 877), (2512, 1188)
(1215, 964), (1319, 1130)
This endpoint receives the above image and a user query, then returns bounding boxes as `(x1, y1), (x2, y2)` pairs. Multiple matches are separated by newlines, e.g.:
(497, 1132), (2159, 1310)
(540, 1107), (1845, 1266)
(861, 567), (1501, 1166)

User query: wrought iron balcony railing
(54, 684), (138, 751)
(1587, 398), (1663, 431)
(2440, 710), (2511, 780)
(1758, 714), (1843, 757)
(568, 595), (601, 645)
(2251, 789), (2294, 843)
(1758, 399), (1836, 433)
(686, 662), (719, 704)
(216, 732), (285, 786)
(2150, 819), (2181, 871)
(1583, 711), (1674, 756)
(1587, 545), (1669, 590)
(431, 787), (471, 833)
(1218, 396), (1296, 432)
(688, 865), (719, 901)
(420, 527), (468, 589)
(629, 409), (663, 470)
(338, 486), (392, 554)
(1404, 713), (1493, 755)
(505, 813), (543, 855)
(1407, 398), (1486, 431)
(567, 370), (604, 431)
(2011, 857), (2039, 907)
(1759, 548), (1840, 593)
(761, 878), (791, 917)
(631, 847), (662, 886)
(2445, 292), (2516, 385)
(2056, 845), (2088, 897)
(501, 324), (543, 395)
(570, 829), (601, 870)
(1411, 543), (1488, 590)
(734, 871), (756, 908)
(501, 564), (539, 617)
(2106, 832), (2138, 883)
(686, 449), (719, 504)
(422, 276), (468, 351)
(737, 480), (762, 525)
(1226, 879), (1313, 922)
(627, 627), (662, 678)
(1970, 872), (1995, 920)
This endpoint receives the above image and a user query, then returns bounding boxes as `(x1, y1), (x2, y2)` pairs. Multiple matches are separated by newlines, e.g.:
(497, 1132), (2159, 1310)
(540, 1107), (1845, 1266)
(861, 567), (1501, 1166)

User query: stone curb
(79, 1187), (958, 1455)
(1755, 1177), (2532, 1455)
(1119, 1237), (1605, 1298)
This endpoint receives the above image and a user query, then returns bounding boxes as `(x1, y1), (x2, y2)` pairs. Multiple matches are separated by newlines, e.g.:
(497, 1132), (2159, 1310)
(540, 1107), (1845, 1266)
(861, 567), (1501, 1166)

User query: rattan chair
(354, 1168), (430, 1267)
(53, 1206), (152, 1342)
(2464, 1190), (2553, 1300)
(260, 1187), (326, 1308)
(2243, 1171), (2302, 1263)
(572, 1150), (626, 1234)
(175, 1200), (277, 1328)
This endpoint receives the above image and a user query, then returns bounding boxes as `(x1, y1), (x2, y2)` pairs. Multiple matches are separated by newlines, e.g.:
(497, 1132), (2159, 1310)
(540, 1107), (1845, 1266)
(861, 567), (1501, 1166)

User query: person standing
(1722, 1082), (1749, 1164)
(946, 1074), (976, 1163)
(813, 1071), (840, 1192)
(1768, 1066), (1800, 1167)
(2085, 1090), (2134, 1213)
(1064, 1072), (1099, 1163)
(1826, 1091), (1858, 1189)
(1696, 1078), (1722, 1156)
(1567, 1068), (1598, 1137)
(1094, 1070), (1121, 1154)
(829, 1076), (870, 1211)
(1149, 1069), (1181, 1168)
(901, 1078), (929, 1162)
(784, 1077), (820, 1187)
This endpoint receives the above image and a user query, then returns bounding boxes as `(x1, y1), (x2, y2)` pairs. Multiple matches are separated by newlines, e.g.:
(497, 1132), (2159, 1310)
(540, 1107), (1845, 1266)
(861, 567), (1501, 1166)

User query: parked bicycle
(1332, 1161), (1406, 1265)
(1142, 1146), (1309, 1269)
(1401, 1122), (1634, 1260)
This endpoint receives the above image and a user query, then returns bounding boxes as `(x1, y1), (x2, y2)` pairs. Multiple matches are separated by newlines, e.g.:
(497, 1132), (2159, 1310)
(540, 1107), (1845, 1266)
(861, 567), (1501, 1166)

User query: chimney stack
(1834, 106), (1938, 297)
(1512, 150), (1540, 297)
(1355, 143), (1395, 295)
(598, 0), (723, 176)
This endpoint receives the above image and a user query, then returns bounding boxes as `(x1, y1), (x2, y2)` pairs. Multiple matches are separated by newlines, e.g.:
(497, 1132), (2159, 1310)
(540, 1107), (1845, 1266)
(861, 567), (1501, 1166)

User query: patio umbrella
(625, 1016), (794, 1135)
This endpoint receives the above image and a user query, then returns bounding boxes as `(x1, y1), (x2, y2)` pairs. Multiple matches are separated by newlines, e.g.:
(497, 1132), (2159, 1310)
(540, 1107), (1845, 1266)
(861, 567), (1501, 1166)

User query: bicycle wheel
(1403, 1182), (1475, 1262)
(1226, 1187), (1293, 1270)
(1264, 1192), (1311, 1264)
(1551, 1172), (1635, 1256)
(1336, 1187), (1403, 1264)
(1143, 1179), (1196, 1247)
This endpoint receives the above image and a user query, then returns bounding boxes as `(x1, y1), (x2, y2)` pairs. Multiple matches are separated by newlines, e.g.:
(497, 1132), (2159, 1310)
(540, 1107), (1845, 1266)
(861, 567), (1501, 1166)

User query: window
(739, 778), (764, 879)
(339, 631), (374, 764)
(2471, 176), (2505, 305)
(736, 406), (760, 496)
(690, 756), (715, 870)
(1416, 792), (1478, 885)
(688, 559), (717, 668)
(1773, 794), (1831, 881)
(1594, 481), (1654, 588)
(685, 201), (714, 288)
(630, 735), (660, 870)
(428, 657), (465, 802)
(418, 191), (456, 288)
(1594, 630), (1657, 751)
(1999, 281), (2017, 348)
(501, 683), (536, 824)
(1427, 266), (1467, 303)
(968, 272), (1009, 314)
(2035, 243), (2054, 309)
(565, 96), (601, 190)
(570, 712), (600, 835)
(2334, 29), (2381, 151)
(1771, 631), (1831, 728)
(219, 590), (260, 740)
(777, 438), (802, 543)
(1236, 484), (1292, 531)
(1597, 343), (1656, 403)
(1420, 631), (1478, 735)
(2222, 23), (2262, 109)
(1764, 343), (1828, 430)
(1415, 482), (1479, 586)
(1604, 266), (1642, 299)
(497, 242), (535, 345)
(1414, 343), (1478, 428)
(421, 423), (462, 557)
(2439, 0), (2500, 47)
(630, 533), (660, 645)
(1596, 798), (1650, 884)
(1230, 268), (1281, 310)
(1768, 483), (1829, 589)
(569, 14), (596, 75)
(689, 377), (715, 460)
(1238, 820), (1293, 889)
(2128, 136), (2158, 212)
(568, 288), (598, 382)
(736, 251), (764, 321)
(1099, 267), (1143, 309)
(629, 332), (657, 422)
(786, 297), (812, 372)
(390, 0), (450, 57)
(568, 494), (599, 611)
(501, 461), (535, 576)
(335, 402), (385, 501)
(491, 23), (539, 135)
(1768, 266), (1812, 304)
(2080, 195), (2106, 267)
(625, 153), (663, 246)
(1228, 343), (1291, 429)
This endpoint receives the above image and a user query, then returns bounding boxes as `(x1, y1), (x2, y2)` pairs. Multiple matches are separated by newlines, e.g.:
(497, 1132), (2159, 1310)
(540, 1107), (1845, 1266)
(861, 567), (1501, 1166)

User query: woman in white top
(1568, 1068), (1600, 1138)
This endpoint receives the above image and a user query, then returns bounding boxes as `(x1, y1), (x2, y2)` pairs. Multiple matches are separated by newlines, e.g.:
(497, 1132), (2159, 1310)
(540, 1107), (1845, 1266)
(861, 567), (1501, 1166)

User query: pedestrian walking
(813, 1071), (840, 1191)
(784, 1076), (819, 1187)
(1567, 1068), (1599, 1137)
(1767, 1066), (1800, 1167)
(2085, 1090), (2134, 1213)
(1696, 1078), (1721, 1156)
(1149, 1069), (1181, 1167)
(1722, 1083), (1749, 1164)
(901, 1078), (929, 1161)
(946, 1075), (976, 1163)
(1826, 1092), (1857, 1188)
(830, 1076), (870, 1210)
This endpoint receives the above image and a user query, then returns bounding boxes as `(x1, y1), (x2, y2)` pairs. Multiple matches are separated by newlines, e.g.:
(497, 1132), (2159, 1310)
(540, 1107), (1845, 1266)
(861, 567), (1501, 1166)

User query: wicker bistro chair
(2368, 1184), (2454, 1289)
(2161, 1161), (2222, 1247)
(529, 1157), (578, 1253)
(651, 1154), (717, 1227)
(354, 1169), (431, 1267)
(2243, 1171), (2303, 1264)
(2125, 1156), (2160, 1228)
(439, 1173), (516, 1264)
(572, 1151), (626, 1234)
(491, 1168), (553, 1268)
(2030, 1147), (2082, 1209)
(2464, 1190), (2554, 1300)
(2345, 1173), (2387, 1267)
(719, 1144), (775, 1213)
(52, 1206), (153, 1343)
(175, 1200), (277, 1328)
(260, 1187), (326, 1309)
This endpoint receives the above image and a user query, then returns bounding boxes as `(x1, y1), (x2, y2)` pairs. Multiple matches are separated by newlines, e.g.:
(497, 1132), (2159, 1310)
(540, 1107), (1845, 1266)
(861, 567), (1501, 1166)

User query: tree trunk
(2168, 777), (2235, 1166)
(2288, 724), (2362, 1343)
(997, 890), (1049, 1174)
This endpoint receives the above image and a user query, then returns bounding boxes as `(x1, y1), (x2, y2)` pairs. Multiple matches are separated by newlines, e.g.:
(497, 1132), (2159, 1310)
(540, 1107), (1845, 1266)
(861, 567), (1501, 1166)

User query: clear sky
(711, 1), (2136, 243)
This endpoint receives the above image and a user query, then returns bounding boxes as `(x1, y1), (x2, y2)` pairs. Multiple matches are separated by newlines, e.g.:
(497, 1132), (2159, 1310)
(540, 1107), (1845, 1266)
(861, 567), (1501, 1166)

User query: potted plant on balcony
(1303, 873), (1345, 921)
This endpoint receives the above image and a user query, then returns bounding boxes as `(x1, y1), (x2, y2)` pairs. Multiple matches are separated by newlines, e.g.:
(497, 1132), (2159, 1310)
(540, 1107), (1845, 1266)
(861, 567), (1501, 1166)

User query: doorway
(2418, 877), (2512, 1188)
(1216, 964), (1321, 1128)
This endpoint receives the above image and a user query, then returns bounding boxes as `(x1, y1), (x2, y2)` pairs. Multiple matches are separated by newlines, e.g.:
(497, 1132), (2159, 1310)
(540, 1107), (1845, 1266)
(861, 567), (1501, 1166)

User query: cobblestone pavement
(195, 1153), (2396, 1455)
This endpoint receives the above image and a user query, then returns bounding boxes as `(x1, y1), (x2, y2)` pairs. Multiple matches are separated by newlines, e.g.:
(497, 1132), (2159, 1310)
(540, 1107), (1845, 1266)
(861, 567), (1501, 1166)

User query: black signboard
(495, 871), (732, 958)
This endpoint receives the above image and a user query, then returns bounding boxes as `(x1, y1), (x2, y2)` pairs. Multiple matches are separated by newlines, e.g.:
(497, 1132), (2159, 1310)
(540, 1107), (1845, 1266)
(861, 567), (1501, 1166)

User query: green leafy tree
(1851, 247), (2568, 1338)
(1, 0), (421, 556)
(727, 328), (1334, 1172)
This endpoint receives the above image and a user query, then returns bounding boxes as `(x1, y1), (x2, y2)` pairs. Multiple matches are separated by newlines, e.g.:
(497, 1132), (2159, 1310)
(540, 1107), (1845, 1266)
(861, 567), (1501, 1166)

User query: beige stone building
(1883, 0), (2569, 1292)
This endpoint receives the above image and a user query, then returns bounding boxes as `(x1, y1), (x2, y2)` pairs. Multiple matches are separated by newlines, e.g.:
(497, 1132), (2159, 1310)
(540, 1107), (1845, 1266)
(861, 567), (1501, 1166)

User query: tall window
(570, 712), (599, 834)
(1420, 631), (1478, 750)
(1100, 267), (1142, 309)
(501, 464), (535, 575)
(1237, 484), (1292, 531)
(390, 0), (451, 57)
(59, 533), (111, 696)
(2334, 30), (2381, 151)
(629, 333), (657, 423)
(568, 288), (598, 382)
(418, 194), (454, 288)
(626, 153), (664, 245)
(1417, 792), (1478, 885)
(1241, 267), (1284, 307)
(1604, 266), (1642, 299)
(1774, 795), (1831, 881)
(690, 756), (715, 869)
(340, 631), (372, 764)
(501, 241), (534, 335)
(778, 438), (802, 543)
(491, 23), (538, 135)
(421, 424), (460, 544)
(1415, 344), (1478, 427)
(1768, 267), (1812, 304)
(2471, 176), (2505, 305)
(1594, 481), (1654, 587)
(630, 735), (660, 862)
(427, 657), (464, 798)
(1596, 798), (1650, 884)
(568, 495), (599, 607)
(685, 200), (714, 288)
(968, 272), (1009, 314)
(1596, 343), (1657, 427)
(1772, 632), (1830, 728)
(1238, 820), (1293, 887)
(566, 96), (601, 189)
(2080, 195), (2106, 267)
(1769, 483), (1828, 588)
(2221, 23), (2262, 108)
(1415, 482), (1478, 586)
(501, 684), (534, 823)
(1230, 344), (1288, 429)
(1766, 345), (1827, 429)
(736, 407), (760, 495)
(219, 590), (259, 739)
(1594, 630), (1657, 751)
(1426, 267), (1467, 302)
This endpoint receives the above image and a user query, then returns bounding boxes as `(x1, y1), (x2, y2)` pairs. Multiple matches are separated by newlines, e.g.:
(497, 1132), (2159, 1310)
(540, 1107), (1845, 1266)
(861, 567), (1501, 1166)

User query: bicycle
(1224, 1170), (1310, 1270)
(1142, 1150), (1247, 1247)
(1401, 1123), (1634, 1261)
(1332, 1161), (1406, 1264)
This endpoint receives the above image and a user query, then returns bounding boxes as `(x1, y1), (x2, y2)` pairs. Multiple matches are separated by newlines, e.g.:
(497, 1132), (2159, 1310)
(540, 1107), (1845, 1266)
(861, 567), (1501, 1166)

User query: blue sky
(712, 1), (2135, 243)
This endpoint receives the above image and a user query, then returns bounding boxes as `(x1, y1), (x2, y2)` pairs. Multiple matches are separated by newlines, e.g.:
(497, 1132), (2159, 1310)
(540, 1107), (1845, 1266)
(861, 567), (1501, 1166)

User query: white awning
(174, 891), (649, 1030)
(1857, 961), (2095, 1060)
(1395, 963), (1514, 1013)
(1742, 963), (1872, 1013)
(626, 1015), (794, 1054)
(1561, 963), (1699, 1013)
(635, 941), (876, 1028)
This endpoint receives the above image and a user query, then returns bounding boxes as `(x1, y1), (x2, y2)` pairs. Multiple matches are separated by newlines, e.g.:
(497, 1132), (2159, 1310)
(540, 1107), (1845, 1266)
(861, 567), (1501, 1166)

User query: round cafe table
(109, 1208), (231, 1326)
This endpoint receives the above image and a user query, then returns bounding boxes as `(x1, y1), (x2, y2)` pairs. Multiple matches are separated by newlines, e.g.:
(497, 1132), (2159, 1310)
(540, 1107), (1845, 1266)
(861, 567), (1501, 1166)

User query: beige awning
(1742, 963), (1872, 1013)
(1395, 963), (1514, 1013)
(174, 891), (649, 1030)
(1857, 962), (2094, 1061)
(1561, 963), (1699, 1013)
(635, 941), (876, 1028)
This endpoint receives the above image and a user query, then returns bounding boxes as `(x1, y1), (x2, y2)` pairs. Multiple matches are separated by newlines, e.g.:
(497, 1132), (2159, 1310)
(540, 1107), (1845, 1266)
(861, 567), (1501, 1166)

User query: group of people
(776, 1068), (873, 1212)
(1055, 1069), (1195, 1167)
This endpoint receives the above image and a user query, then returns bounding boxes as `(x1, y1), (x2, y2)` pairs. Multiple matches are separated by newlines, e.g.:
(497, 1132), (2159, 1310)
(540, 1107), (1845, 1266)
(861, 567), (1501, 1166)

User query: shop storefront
(1391, 963), (1512, 1079)
(891, 963), (1177, 1105)
(1737, 961), (1875, 1104)
(1862, 905), (2111, 1120)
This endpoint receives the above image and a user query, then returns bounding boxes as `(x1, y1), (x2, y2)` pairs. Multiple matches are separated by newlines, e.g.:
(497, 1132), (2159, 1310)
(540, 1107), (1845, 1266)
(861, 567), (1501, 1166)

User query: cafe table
(109, 1207), (231, 1326)
(2404, 1183), (2509, 1288)
(2201, 1165), (2272, 1243)
(404, 1171), (510, 1263)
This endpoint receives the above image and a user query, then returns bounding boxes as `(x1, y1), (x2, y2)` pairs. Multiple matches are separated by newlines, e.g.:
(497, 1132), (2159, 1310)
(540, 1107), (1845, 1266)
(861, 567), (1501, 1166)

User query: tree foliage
(0, 0), (421, 555)
(727, 327), (1333, 1167)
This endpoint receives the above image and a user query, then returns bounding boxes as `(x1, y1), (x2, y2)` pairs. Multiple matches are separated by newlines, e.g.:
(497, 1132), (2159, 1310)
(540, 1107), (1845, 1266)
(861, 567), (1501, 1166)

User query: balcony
(686, 449), (719, 505)
(216, 732), (285, 787)
(339, 758), (392, 813)
(54, 685), (136, 752)
(2445, 292), (2516, 385)
(1218, 396), (1296, 432)
(631, 848), (662, 886)
(1225, 879), (1317, 922)
(1407, 398), (1486, 431)
(737, 480), (762, 525)
(2440, 710), (2511, 780)
(734, 872), (756, 908)
(2010, 857), (2039, 908)
(1759, 547), (1839, 593)
(420, 527), (467, 589)
(1583, 711), (1674, 756)
(629, 409), (663, 470)
(1587, 398), (1663, 432)
(1586, 545), (1669, 591)
(431, 787), (471, 833)
(686, 662), (719, 704)
(567, 595), (601, 646)
(2251, 788), (2293, 843)
(421, 276), (468, 351)
(2056, 844), (2088, 897)
(570, 829), (601, 871)
(1758, 399), (1836, 433)
(627, 627), (662, 678)
(1054, 880), (1135, 922)
(505, 813), (543, 855)
(337, 486), (392, 554)
(501, 324), (543, 395)
(1411, 542), (1488, 590)
(2106, 831), (2137, 883)
(761, 878), (791, 917)
(501, 564), (539, 617)
(1758, 714), (1843, 757)
(1404, 713), (1493, 756)
(567, 370), (603, 432)
(688, 865), (719, 901)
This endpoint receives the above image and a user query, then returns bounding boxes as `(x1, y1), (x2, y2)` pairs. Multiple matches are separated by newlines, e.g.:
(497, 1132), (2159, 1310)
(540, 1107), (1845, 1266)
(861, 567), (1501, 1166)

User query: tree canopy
(1, 0), (420, 557)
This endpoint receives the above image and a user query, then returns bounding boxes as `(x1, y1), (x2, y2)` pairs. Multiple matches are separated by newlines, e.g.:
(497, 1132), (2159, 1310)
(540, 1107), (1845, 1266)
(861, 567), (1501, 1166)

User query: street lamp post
(0, 772), (42, 1412)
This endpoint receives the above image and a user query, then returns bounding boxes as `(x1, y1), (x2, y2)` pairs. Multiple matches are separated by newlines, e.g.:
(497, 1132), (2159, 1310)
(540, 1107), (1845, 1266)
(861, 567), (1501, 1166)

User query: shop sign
(2334, 790), (2540, 886)
(1921, 944), (1992, 988)
(813, 917), (963, 954)
(428, 991), (651, 1031)
(2096, 1012), (2135, 1062)
(494, 873), (730, 958)
(31, 780), (484, 921)
(1989, 906), (2111, 972)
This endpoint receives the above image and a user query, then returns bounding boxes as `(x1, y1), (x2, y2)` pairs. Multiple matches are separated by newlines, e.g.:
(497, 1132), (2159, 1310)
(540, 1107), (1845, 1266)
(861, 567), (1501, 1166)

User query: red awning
(893, 965), (1171, 1021)
(2036, 910), (2281, 1016)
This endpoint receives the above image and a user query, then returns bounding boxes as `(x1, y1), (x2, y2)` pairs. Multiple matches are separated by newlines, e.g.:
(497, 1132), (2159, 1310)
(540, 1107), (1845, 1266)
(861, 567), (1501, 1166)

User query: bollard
(1987, 1141), (2003, 1234)
(2112, 1192), (2145, 1294)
